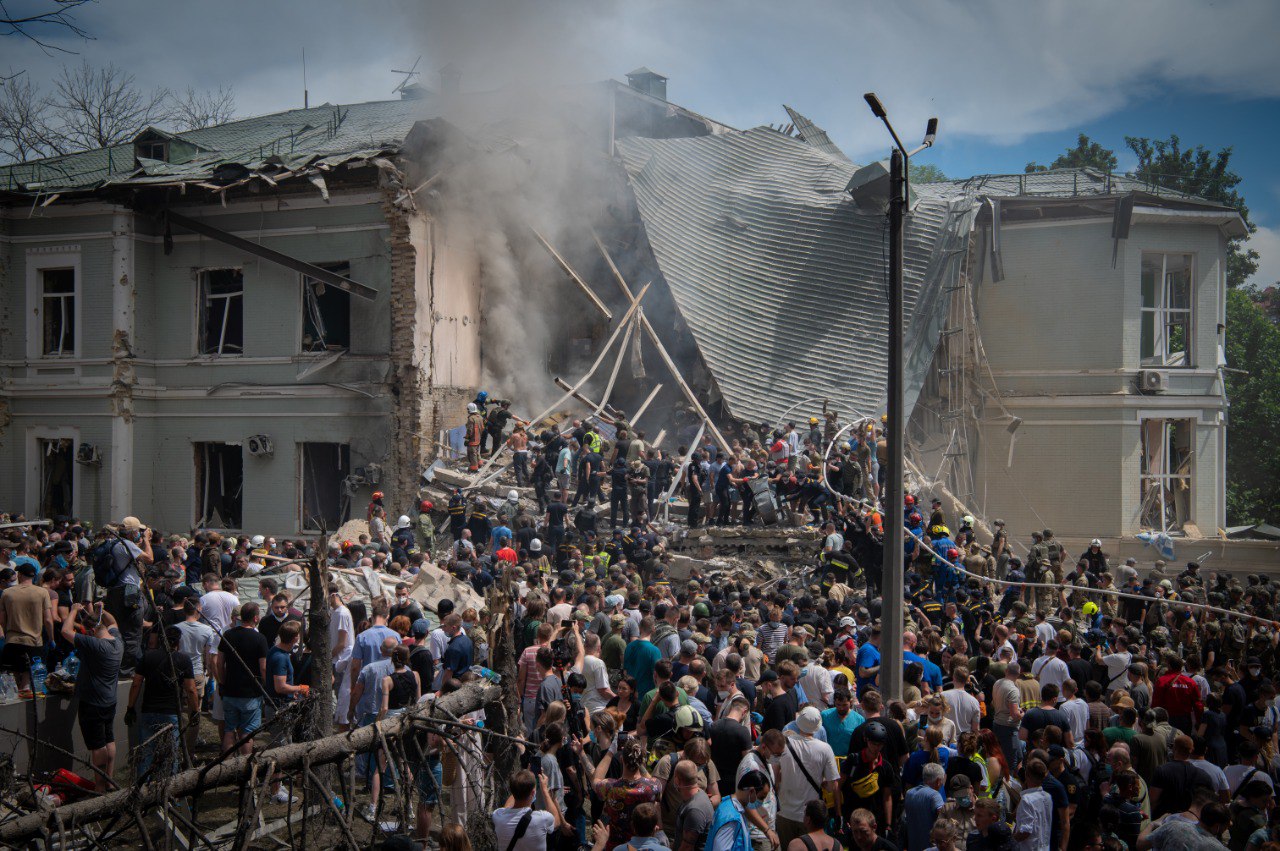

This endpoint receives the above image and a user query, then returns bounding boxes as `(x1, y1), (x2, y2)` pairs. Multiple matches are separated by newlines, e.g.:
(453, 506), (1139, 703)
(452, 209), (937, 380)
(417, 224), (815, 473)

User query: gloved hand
(124, 707), (137, 726)
(297, 685), (310, 697)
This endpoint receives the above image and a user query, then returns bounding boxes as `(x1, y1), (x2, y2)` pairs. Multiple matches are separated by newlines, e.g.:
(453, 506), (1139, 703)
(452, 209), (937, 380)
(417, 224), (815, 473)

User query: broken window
(300, 442), (351, 532)
(1140, 418), (1193, 531)
(136, 140), (167, 161)
(38, 438), (74, 518)
(198, 268), (244, 356)
(301, 263), (352, 352)
(41, 268), (76, 357)
(194, 442), (243, 529)
(1141, 253), (1192, 367)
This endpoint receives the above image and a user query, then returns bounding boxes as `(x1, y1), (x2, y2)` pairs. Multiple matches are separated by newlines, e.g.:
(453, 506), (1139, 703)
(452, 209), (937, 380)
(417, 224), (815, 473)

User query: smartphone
(528, 752), (542, 775)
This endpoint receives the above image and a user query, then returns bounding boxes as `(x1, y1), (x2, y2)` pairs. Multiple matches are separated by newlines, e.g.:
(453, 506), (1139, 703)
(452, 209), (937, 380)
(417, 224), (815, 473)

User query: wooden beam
(551, 379), (621, 423)
(162, 210), (377, 301)
(630, 383), (663, 427)
(531, 225), (613, 320)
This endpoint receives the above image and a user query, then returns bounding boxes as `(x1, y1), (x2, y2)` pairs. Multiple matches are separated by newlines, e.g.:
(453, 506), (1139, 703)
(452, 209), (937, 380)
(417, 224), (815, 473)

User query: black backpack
(90, 537), (134, 589)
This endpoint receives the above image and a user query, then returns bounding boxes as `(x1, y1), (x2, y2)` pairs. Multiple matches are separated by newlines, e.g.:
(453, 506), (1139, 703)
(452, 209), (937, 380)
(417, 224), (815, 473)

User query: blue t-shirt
(904, 785), (944, 851)
(904, 651), (944, 691)
(266, 645), (294, 705)
(821, 707), (865, 758)
(441, 632), (474, 678)
(623, 639), (663, 697)
(353, 625), (399, 667)
(854, 643), (880, 696)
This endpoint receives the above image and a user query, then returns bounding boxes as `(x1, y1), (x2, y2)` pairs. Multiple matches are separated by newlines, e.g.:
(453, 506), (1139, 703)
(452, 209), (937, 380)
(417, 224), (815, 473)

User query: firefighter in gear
(465, 402), (485, 471)
(415, 500), (435, 556)
(447, 490), (467, 542)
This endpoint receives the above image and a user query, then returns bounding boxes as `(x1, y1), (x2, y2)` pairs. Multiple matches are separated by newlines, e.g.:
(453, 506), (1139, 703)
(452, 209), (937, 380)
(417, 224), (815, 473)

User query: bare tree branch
(0, 0), (94, 54)
(47, 60), (169, 150)
(168, 84), (236, 131)
(0, 71), (65, 160)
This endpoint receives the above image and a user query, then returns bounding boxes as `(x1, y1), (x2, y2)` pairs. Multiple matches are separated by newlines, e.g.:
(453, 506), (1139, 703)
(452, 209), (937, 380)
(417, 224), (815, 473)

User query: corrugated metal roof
(617, 128), (980, 425)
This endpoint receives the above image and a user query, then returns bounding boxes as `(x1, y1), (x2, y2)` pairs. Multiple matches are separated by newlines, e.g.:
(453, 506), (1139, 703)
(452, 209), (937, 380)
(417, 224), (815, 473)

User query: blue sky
(7, 0), (1280, 284)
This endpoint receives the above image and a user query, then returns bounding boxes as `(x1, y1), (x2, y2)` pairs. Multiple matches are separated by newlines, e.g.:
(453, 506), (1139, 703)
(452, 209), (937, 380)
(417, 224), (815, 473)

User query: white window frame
(196, 268), (244, 357)
(24, 426), (81, 519)
(1140, 252), (1194, 368)
(1139, 417), (1194, 532)
(25, 248), (82, 360)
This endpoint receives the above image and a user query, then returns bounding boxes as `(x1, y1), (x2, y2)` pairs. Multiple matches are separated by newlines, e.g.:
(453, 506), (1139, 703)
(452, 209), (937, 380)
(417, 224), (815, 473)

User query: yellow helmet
(1082, 602), (1099, 616)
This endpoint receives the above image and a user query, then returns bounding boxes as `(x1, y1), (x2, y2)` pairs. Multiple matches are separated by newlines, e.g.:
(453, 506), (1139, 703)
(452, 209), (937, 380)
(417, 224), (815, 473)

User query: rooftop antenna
(392, 55), (423, 95)
(302, 47), (308, 109)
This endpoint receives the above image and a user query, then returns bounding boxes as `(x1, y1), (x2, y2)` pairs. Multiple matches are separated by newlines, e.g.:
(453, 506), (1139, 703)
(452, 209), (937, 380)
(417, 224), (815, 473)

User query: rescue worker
(465, 403), (485, 472)
(447, 490), (467, 542)
(483, 400), (513, 456)
(415, 500), (435, 555)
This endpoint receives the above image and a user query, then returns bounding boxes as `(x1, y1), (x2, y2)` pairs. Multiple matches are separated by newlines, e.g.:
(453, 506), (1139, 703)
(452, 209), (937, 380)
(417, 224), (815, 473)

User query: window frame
(299, 261), (353, 354)
(298, 442), (352, 532)
(1140, 252), (1194, 368)
(195, 267), (245, 358)
(25, 249), (82, 360)
(1139, 417), (1194, 532)
(193, 441), (244, 531)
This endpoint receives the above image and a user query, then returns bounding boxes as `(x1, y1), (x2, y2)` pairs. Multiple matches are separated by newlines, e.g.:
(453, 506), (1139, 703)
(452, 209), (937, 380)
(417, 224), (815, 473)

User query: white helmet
(507, 490), (519, 502)
(467, 402), (478, 414)
(397, 515), (411, 529)
(1090, 538), (1102, 547)
(250, 535), (265, 548)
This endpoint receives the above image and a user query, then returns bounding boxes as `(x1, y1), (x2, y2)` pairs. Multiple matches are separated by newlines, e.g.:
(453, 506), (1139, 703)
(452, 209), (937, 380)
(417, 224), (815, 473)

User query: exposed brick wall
(382, 189), (426, 511)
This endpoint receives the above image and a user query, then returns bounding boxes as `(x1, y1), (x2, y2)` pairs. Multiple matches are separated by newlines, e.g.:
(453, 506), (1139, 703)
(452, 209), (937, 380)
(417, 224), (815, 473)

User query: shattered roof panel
(618, 128), (979, 425)
(782, 106), (851, 163)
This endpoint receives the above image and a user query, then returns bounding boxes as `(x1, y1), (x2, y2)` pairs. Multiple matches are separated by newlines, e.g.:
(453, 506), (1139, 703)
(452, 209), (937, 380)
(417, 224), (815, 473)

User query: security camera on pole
(862, 92), (937, 700)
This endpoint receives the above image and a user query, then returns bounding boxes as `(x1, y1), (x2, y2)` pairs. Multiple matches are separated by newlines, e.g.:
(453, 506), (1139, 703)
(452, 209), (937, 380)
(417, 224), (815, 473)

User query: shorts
(78, 701), (117, 751)
(557, 473), (570, 491)
(415, 754), (443, 804)
(222, 695), (263, 735)
(1, 642), (43, 673)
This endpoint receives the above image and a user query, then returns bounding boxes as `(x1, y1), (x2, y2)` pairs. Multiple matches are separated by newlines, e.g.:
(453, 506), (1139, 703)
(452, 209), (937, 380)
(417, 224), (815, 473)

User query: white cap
(250, 535), (265, 547)
(796, 706), (822, 735)
(508, 490), (519, 502)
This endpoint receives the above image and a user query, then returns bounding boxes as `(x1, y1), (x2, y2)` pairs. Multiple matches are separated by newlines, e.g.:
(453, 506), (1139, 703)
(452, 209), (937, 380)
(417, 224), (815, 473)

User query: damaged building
(0, 69), (1254, 557)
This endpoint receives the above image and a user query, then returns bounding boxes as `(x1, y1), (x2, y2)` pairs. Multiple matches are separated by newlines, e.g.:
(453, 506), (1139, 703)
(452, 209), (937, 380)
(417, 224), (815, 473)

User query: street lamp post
(863, 93), (937, 701)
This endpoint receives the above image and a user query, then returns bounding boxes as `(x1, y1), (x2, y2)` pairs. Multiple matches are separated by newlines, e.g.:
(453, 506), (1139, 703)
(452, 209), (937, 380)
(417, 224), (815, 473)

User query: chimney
(439, 63), (461, 96)
(625, 67), (667, 101)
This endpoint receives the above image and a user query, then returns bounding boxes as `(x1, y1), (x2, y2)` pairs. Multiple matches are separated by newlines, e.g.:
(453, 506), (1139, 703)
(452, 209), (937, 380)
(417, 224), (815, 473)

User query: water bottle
(469, 665), (502, 684)
(332, 796), (344, 811)
(30, 656), (48, 696)
(0, 674), (14, 703)
(64, 652), (80, 681)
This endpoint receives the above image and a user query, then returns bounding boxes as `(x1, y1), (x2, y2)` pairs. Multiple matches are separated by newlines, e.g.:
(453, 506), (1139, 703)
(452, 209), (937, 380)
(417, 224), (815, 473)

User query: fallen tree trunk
(0, 681), (501, 844)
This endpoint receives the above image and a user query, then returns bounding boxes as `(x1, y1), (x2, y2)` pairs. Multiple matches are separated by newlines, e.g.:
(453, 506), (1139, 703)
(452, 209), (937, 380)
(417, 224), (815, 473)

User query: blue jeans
(358, 712), (398, 790)
(138, 712), (180, 780)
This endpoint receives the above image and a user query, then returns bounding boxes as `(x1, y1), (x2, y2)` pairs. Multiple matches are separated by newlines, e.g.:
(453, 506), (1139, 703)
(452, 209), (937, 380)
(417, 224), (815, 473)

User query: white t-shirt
(777, 732), (838, 821)
(580, 654), (610, 713)
(329, 604), (354, 666)
(1226, 764), (1274, 796)
(800, 665), (834, 712)
(546, 603), (573, 627)
(492, 806), (556, 851)
(1034, 622), (1056, 645)
(1014, 786), (1053, 851)
(1032, 656), (1069, 693)
(942, 687), (981, 734)
(201, 590), (239, 635)
(737, 751), (777, 839)
(1101, 652), (1132, 693)
(175, 620), (217, 679)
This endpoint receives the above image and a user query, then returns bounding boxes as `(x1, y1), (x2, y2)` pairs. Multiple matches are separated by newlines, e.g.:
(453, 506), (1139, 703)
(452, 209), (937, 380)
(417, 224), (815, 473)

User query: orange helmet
(372, 491), (384, 501)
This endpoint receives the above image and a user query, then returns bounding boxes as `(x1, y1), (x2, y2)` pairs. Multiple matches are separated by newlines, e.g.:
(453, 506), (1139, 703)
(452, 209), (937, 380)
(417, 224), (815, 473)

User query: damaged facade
(0, 72), (1245, 542)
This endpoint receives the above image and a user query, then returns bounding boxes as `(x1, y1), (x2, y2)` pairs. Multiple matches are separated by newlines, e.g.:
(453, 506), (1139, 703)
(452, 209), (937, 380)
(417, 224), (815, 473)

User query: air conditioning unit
(246, 434), (275, 457)
(75, 443), (101, 466)
(355, 463), (382, 485)
(1138, 369), (1168, 393)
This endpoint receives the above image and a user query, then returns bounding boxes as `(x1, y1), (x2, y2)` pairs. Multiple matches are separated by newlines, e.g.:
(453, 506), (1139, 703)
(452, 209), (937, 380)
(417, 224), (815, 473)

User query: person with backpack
(93, 516), (153, 676)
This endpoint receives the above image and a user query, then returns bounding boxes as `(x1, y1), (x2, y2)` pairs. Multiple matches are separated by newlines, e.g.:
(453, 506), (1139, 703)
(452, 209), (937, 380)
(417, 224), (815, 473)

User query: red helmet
(372, 491), (384, 501)
(909, 513), (922, 524)
(904, 495), (915, 506)
(947, 548), (960, 560)
(420, 500), (433, 512)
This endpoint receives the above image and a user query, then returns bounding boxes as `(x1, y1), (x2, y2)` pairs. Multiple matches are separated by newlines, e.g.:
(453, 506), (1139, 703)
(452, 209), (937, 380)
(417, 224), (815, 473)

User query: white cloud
(1248, 222), (1280, 288)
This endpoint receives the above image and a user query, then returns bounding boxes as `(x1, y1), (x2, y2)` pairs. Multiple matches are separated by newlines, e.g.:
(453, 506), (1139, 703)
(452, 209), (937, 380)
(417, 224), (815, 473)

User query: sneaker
(362, 804), (377, 822)
(273, 788), (298, 805)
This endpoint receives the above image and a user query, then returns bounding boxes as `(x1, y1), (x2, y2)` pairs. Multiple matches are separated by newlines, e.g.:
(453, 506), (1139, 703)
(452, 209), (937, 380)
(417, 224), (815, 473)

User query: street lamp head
(863, 93), (887, 119)
(923, 118), (938, 146)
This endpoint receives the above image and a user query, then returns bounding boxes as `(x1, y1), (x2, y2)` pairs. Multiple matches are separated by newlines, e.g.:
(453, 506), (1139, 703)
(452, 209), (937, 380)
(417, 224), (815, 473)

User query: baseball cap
(122, 516), (143, 533)
(681, 639), (698, 655)
(16, 562), (37, 578)
(411, 618), (431, 637)
(605, 594), (625, 608)
(691, 632), (711, 645)
(1047, 744), (1066, 760)
(757, 669), (779, 684)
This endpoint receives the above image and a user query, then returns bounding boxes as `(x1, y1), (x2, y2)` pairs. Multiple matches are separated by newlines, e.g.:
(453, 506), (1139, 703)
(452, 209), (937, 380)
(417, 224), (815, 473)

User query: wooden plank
(530, 225), (613, 320)
(630, 383), (663, 427)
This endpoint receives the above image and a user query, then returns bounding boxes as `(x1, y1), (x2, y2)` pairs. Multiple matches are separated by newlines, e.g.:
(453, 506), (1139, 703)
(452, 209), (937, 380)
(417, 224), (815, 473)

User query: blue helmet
(476, 390), (489, 402)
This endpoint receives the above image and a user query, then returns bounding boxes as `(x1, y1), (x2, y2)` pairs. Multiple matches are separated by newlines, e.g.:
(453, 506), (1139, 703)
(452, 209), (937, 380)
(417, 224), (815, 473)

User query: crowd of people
(2, 399), (1280, 851)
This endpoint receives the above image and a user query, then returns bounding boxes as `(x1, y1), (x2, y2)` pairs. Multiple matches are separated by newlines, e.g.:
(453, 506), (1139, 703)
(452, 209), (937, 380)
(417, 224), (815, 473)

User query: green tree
(1125, 134), (1258, 288)
(1025, 133), (1118, 173)
(909, 162), (947, 183)
(1224, 288), (1280, 524)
